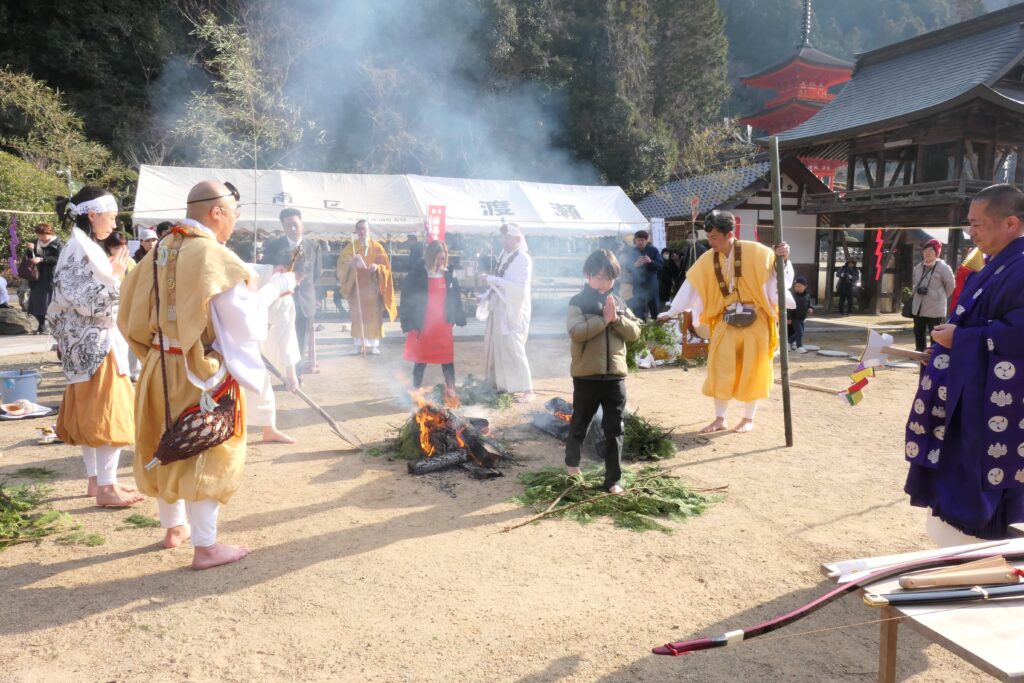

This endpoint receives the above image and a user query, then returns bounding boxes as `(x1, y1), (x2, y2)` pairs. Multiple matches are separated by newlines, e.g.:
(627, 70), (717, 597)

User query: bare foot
(608, 484), (626, 495)
(733, 419), (755, 433)
(700, 418), (728, 434)
(86, 476), (98, 497)
(566, 466), (582, 476)
(95, 484), (146, 507)
(162, 525), (191, 548)
(191, 543), (251, 570)
(262, 426), (296, 444)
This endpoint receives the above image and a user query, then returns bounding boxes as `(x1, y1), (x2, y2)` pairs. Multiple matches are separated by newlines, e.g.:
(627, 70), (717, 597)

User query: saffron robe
(118, 224), (256, 504)
(904, 235), (1024, 539)
(483, 247), (533, 393)
(678, 240), (786, 402)
(336, 238), (397, 339)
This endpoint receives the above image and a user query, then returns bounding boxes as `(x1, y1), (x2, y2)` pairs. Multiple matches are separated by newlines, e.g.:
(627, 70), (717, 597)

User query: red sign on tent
(426, 205), (446, 242)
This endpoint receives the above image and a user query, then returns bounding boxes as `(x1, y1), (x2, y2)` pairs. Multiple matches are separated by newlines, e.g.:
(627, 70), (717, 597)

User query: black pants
(295, 310), (310, 359)
(565, 378), (625, 491)
(913, 315), (943, 351)
(837, 288), (854, 314)
(413, 362), (455, 388)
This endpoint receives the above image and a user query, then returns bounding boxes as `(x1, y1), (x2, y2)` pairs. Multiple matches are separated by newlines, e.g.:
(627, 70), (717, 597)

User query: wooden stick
(776, 378), (842, 395)
(881, 345), (929, 362)
(261, 355), (363, 449)
(770, 137), (794, 447)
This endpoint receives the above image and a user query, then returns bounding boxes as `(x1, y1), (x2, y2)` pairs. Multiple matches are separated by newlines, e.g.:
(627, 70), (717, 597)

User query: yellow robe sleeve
(369, 240), (397, 322)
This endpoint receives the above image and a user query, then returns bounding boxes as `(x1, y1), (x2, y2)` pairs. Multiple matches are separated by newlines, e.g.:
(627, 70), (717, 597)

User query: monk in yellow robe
(660, 210), (792, 433)
(119, 180), (295, 569)
(336, 219), (397, 355)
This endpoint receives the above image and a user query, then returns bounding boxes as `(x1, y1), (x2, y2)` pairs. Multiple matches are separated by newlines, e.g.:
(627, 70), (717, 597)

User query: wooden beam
(847, 154), (857, 191)
(861, 156), (875, 188)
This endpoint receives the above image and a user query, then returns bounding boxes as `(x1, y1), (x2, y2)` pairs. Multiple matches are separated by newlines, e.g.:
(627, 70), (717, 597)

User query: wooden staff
(261, 355), (362, 449)
(770, 136), (794, 447)
(775, 378), (842, 395)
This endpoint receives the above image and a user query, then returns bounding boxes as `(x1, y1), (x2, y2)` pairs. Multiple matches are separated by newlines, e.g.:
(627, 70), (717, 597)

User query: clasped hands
(354, 255), (378, 273)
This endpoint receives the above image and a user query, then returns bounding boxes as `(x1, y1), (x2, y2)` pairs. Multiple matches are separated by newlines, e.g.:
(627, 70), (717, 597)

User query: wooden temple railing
(803, 178), (991, 214)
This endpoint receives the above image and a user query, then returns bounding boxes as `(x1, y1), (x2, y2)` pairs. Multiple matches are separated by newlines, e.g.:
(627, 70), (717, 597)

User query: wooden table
(823, 542), (1024, 682)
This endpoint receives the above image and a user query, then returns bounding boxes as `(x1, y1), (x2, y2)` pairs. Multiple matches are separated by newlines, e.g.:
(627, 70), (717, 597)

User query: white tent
(132, 165), (648, 237)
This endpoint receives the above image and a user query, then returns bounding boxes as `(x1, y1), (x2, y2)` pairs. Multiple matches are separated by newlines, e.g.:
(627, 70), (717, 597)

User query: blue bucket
(0, 370), (41, 404)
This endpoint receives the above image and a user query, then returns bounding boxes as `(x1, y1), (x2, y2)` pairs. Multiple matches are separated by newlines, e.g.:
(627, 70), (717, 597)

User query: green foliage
(513, 466), (719, 532)
(57, 531), (106, 547)
(428, 375), (514, 410)
(0, 484), (73, 550)
(8, 467), (58, 481)
(0, 68), (134, 193)
(626, 320), (674, 371)
(173, 11), (322, 169)
(623, 412), (675, 461)
(390, 419), (424, 461)
(118, 514), (161, 530)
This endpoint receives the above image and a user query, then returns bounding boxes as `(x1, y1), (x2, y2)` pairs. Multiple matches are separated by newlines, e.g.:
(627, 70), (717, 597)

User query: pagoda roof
(775, 4), (1024, 150)
(740, 45), (854, 83)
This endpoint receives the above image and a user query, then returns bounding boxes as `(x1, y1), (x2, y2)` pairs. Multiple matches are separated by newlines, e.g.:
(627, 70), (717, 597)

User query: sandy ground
(0, 323), (993, 682)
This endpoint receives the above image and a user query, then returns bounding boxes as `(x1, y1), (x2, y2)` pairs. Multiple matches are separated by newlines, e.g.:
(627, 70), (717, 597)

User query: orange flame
(553, 410), (572, 423)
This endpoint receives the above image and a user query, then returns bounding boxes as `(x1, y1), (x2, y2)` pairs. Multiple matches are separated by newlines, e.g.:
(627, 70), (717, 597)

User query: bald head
(186, 180), (239, 243)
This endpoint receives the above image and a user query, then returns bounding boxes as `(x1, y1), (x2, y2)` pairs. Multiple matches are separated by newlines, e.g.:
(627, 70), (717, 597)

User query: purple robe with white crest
(905, 235), (1024, 539)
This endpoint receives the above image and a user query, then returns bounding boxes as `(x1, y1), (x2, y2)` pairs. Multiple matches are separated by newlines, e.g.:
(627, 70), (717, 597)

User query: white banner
(650, 217), (666, 250)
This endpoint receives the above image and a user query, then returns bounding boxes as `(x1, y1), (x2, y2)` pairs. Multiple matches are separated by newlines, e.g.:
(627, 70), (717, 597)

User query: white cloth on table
(483, 247), (533, 393)
(157, 497), (220, 547)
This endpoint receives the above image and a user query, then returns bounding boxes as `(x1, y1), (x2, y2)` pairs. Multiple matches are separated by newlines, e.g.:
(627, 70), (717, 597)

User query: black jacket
(399, 262), (467, 333)
(790, 290), (812, 321)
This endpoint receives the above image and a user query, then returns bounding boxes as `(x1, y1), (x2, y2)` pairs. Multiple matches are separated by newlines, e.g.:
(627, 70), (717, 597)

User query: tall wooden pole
(770, 137), (794, 447)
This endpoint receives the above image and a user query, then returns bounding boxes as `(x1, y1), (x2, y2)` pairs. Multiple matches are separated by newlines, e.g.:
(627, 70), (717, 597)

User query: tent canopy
(131, 165), (648, 237)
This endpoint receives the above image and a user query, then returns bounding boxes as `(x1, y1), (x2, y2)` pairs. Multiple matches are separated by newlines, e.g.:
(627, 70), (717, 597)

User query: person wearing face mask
(909, 238), (955, 352)
(48, 186), (144, 508)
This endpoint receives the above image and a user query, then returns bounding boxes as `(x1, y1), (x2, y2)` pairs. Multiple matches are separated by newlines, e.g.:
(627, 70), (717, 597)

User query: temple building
(776, 4), (1024, 312)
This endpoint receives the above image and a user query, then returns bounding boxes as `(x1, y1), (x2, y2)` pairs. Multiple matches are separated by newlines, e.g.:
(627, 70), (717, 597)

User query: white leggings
(713, 399), (759, 420)
(353, 337), (380, 348)
(81, 445), (122, 487)
(156, 498), (220, 548)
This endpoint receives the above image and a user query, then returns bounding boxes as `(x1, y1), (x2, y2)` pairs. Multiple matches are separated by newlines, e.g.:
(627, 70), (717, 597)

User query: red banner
(426, 205), (446, 242)
(734, 214), (742, 240)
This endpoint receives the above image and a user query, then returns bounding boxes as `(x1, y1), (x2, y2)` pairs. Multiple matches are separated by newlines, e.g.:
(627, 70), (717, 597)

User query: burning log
(531, 398), (606, 460)
(400, 395), (507, 477)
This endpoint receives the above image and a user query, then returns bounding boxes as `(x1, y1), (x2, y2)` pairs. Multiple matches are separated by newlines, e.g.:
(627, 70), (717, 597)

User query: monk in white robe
(660, 210), (791, 433)
(246, 263), (300, 444)
(483, 223), (534, 401)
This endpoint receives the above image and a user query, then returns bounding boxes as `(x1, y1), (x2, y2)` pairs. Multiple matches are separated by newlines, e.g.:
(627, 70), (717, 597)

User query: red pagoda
(738, 0), (852, 188)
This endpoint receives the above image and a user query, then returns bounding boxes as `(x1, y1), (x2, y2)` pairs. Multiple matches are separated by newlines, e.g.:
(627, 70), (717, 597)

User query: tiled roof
(741, 45), (854, 81)
(636, 162), (770, 219)
(775, 5), (1024, 147)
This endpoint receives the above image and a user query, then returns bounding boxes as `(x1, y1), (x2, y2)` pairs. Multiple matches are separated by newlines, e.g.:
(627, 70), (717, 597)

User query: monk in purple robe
(905, 183), (1024, 543)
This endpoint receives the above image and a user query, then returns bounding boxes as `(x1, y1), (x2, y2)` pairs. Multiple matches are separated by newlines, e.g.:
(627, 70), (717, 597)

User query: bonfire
(393, 394), (508, 478)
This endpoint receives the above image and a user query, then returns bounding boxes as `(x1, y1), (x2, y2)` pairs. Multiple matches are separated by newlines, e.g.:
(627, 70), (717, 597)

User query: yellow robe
(118, 226), (253, 504)
(336, 238), (397, 339)
(687, 240), (779, 402)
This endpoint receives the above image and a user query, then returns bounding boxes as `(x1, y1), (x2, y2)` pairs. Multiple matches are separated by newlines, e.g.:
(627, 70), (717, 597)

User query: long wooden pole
(261, 355), (363, 449)
(770, 137), (794, 447)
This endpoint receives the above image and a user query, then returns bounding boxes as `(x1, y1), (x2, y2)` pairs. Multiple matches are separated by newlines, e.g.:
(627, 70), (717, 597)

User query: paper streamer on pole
(8, 215), (19, 277)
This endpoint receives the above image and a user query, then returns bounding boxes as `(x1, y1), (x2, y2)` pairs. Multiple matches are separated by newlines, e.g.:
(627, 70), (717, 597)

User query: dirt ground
(0, 323), (992, 682)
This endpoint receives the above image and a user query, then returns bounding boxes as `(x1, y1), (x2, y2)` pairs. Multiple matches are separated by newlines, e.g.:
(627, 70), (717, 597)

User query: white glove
(256, 272), (296, 307)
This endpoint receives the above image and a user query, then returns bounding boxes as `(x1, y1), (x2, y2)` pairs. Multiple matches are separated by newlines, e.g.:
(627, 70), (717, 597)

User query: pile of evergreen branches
(511, 466), (720, 533)
(0, 483), (72, 550)
(428, 374), (514, 410)
(623, 412), (675, 461)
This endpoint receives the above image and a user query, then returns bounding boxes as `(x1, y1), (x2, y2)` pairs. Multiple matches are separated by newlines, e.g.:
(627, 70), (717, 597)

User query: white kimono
(245, 264), (301, 428)
(483, 246), (533, 393)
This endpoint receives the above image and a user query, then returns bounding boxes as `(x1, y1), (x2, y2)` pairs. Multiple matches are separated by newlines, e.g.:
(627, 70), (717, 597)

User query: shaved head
(185, 180), (239, 243)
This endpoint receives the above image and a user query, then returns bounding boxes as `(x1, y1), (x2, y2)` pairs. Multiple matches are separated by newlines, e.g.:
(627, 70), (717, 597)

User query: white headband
(69, 195), (118, 217)
(502, 223), (523, 238)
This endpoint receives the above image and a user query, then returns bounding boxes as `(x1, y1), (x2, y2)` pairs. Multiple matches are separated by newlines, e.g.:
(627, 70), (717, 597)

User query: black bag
(724, 303), (758, 327)
(901, 297), (914, 319)
(18, 246), (39, 282)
